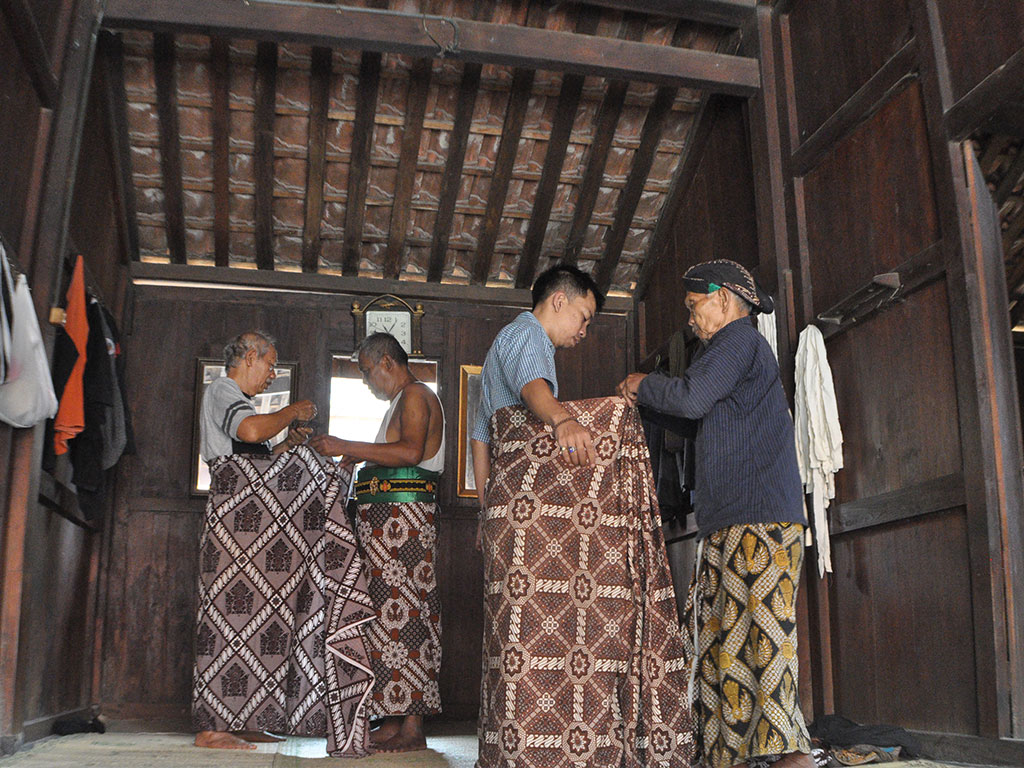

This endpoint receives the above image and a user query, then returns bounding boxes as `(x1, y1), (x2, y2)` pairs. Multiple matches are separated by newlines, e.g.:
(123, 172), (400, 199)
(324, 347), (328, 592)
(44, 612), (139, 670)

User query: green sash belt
(354, 465), (440, 504)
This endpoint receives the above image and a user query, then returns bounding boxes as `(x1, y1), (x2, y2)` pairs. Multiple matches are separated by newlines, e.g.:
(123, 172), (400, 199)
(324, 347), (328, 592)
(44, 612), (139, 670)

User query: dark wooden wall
(100, 284), (631, 723)
(0, 0), (132, 752)
(750, 0), (1024, 753)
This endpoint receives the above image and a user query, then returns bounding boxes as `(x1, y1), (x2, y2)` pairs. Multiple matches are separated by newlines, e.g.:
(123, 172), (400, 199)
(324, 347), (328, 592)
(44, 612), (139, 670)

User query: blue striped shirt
(637, 317), (806, 539)
(472, 311), (557, 443)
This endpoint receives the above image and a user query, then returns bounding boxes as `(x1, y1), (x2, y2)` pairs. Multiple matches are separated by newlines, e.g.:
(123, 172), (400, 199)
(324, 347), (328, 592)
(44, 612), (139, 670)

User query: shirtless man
(310, 332), (445, 753)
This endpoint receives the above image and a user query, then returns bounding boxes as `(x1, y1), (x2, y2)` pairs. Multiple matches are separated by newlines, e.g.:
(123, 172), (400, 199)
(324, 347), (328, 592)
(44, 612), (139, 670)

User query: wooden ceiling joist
(471, 67), (536, 284)
(571, 0), (755, 27)
(152, 33), (187, 264)
(210, 36), (231, 267)
(253, 41), (278, 270)
(563, 14), (646, 265)
(97, 31), (140, 262)
(383, 58), (433, 279)
(302, 46), (331, 273)
(426, 62), (481, 283)
(995, 149), (1024, 207)
(0, 0), (59, 108)
(101, 0), (761, 95)
(341, 51), (382, 275)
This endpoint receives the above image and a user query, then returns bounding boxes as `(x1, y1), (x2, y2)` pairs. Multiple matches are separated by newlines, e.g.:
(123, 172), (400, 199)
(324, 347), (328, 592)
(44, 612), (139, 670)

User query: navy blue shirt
(637, 317), (806, 539)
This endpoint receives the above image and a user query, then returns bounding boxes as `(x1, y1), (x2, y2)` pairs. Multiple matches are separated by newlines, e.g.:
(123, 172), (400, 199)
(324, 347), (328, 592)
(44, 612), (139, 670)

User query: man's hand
(289, 399), (318, 422)
(616, 372), (647, 405)
(554, 417), (596, 467)
(308, 434), (345, 456)
(286, 426), (312, 446)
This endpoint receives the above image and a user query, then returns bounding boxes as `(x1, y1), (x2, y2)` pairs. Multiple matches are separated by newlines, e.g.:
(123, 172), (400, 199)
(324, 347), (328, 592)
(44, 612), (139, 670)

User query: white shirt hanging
(794, 324), (843, 577)
(0, 274), (59, 428)
(756, 310), (778, 362)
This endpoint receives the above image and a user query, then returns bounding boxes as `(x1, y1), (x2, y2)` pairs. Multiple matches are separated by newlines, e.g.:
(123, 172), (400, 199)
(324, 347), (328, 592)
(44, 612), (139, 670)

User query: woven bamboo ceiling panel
(111, 0), (744, 295)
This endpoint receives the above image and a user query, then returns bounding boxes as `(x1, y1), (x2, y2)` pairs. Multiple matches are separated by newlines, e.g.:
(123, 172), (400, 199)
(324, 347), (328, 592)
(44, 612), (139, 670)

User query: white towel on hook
(756, 310), (778, 362)
(0, 274), (58, 428)
(794, 324), (843, 577)
(0, 243), (14, 384)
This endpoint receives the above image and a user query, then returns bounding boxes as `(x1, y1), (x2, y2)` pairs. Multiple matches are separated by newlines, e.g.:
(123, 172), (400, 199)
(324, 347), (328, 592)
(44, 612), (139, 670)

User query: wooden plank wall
(100, 284), (632, 723)
(753, 0), (1024, 751)
(0, 0), (131, 752)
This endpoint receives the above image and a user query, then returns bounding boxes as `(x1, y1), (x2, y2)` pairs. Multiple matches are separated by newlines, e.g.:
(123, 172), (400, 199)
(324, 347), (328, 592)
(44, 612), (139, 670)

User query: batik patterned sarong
(478, 397), (693, 768)
(684, 522), (812, 768)
(192, 445), (376, 757)
(356, 501), (442, 717)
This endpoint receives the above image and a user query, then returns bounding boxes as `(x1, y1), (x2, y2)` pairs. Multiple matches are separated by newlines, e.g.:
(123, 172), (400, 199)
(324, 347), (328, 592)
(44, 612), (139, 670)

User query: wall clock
(351, 294), (424, 356)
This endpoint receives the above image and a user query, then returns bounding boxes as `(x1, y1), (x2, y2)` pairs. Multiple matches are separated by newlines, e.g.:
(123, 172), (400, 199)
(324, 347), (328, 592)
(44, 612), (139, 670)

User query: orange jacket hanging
(53, 255), (89, 455)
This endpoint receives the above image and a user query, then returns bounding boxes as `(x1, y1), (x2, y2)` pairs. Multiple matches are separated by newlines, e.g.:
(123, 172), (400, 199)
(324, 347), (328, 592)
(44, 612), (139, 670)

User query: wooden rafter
(995, 149), (1024, 207)
(383, 58), (433, 279)
(563, 14), (646, 265)
(97, 31), (140, 262)
(634, 95), (722, 302)
(152, 33), (187, 264)
(102, 0), (760, 95)
(471, 67), (536, 284)
(570, 0), (755, 27)
(253, 41), (278, 270)
(301, 45), (331, 273)
(341, 51), (382, 275)
(426, 62), (481, 282)
(515, 8), (600, 289)
(0, 0), (59, 108)
(210, 37), (231, 267)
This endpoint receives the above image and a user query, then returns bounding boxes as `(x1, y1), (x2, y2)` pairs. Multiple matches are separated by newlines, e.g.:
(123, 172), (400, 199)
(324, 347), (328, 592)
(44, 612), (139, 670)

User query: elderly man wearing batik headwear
(618, 259), (814, 768)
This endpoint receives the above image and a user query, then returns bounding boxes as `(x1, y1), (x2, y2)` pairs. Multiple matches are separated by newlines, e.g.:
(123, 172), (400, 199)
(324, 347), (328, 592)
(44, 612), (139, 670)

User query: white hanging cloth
(794, 324), (843, 577)
(0, 273), (59, 428)
(756, 310), (778, 362)
(0, 242), (14, 383)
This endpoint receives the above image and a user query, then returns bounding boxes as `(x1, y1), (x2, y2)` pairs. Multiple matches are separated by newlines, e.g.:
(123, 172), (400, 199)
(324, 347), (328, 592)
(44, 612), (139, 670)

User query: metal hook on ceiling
(421, 15), (460, 58)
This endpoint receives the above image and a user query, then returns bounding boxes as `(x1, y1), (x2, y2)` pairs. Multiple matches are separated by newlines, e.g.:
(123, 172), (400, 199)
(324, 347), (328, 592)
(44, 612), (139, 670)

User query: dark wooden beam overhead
(131, 261), (635, 311)
(426, 62), (481, 282)
(102, 0), (761, 95)
(945, 46), (1024, 141)
(563, 14), (646, 264)
(253, 41), (278, 270)
(383, 58), (433, 279)
(301, 46), (331, 273)
(152, 33), (187, 264)
(97, 31), (140, 262)
(210, 37), (231, 267)
(634, 95), (722, 301)
(0, 0), (59, 108)
(569, 0), (755, 27)
(471, 67), (536, 284)
(342, 51), (382, 275)
(516, 9), (600, 289)
(593, 83), (677, 293)
(995, 146), (1024, 207)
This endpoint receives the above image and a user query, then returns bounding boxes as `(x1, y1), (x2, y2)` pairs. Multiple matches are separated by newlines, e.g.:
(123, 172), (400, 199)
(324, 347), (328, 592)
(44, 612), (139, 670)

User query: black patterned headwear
(682, 259), (773, 314)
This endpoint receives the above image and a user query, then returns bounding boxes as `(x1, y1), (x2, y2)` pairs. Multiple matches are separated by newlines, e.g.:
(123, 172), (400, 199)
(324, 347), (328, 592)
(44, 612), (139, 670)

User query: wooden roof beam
(101, 0), (760, 95)
(153, 33), (187, 264)
(301, 45), (331, 273)
(341, 51), (382, 275)
(253, 41), (278, 270)
(563, 13), (646, 264)
(516, 8), (600, 289)
(210, 37), (231, 267)
(567, 0), (755, 27)
(383, 58), (432, 279)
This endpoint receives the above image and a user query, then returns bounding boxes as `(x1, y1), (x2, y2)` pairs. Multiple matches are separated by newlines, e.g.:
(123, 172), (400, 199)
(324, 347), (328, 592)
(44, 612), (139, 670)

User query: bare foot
(773, 751), (816, 768)
(234, 730), (286, 743)
(374, 732), (427, 753)
(194, 730), (257, 750)
(370, 717), (401, 745)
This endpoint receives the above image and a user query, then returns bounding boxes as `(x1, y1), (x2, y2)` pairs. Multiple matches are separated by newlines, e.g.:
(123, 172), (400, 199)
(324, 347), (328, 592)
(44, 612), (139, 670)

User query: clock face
(365, 309), (412, 353)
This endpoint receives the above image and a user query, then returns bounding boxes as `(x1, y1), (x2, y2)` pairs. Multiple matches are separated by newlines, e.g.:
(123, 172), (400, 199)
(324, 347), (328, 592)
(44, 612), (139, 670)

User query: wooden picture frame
(457, 364), (483, 498)
(190, 359), (298, 495)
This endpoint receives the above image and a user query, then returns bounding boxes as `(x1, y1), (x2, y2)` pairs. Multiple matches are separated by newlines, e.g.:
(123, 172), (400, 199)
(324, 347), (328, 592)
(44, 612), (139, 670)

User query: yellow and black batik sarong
(683, 522), (812, 768)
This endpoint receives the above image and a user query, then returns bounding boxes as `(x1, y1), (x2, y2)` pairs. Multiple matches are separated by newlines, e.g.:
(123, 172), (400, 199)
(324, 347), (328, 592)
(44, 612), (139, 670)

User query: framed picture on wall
(190, 359), (298, 495)
(457, 364), (483, 498)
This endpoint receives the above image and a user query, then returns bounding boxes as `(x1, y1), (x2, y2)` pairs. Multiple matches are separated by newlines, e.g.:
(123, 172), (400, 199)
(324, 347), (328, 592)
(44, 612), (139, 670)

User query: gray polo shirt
(199, 376), (266, 462)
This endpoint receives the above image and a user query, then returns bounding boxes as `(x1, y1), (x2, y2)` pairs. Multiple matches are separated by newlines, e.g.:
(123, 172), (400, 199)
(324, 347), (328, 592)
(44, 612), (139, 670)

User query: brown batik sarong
(192, 445), (376, 757)
(478, 397), (693, 768)
(684, 523), (812, 768)
(356, 501), (442, 717)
